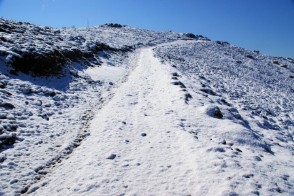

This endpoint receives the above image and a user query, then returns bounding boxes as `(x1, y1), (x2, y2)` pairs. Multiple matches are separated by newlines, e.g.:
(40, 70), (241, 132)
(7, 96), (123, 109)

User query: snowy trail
(31, 47), (202, 195)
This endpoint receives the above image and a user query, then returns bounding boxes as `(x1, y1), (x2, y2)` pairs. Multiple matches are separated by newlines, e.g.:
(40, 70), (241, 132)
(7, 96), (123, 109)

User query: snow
(84, 63), (126, 83)
(30, 47), (206, 195)
(30, 47), (294, 195)
(0, 31), (136, 194)
(0, 18), (293, 195)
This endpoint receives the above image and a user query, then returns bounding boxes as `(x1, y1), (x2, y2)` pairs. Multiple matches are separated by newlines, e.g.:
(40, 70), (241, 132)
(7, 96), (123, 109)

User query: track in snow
(30, 47), (202, 195)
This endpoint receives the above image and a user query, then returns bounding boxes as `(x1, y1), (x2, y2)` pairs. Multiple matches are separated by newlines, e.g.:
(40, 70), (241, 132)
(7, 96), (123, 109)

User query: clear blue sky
(0, 0), (293, 58)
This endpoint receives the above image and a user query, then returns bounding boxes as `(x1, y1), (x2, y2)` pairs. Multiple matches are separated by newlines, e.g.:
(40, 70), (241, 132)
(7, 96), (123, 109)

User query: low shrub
(103, 23), (125, 28)
(216, 41), (230, 46)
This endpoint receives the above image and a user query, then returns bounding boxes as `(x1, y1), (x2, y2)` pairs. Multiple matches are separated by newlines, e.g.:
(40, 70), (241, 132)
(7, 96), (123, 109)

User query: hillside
(0, 18), (293, 195)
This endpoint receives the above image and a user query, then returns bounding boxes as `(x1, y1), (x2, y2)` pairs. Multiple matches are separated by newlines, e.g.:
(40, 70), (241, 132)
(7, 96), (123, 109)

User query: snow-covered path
(31, 48), (202, 195)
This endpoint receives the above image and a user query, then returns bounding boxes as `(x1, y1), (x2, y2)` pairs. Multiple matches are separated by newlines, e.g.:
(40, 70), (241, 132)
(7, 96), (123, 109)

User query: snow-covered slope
(154, 40), (294, 195)
(0, 18), (201, 195)
(0, 18), (293, 195)
(0, 19), (196, 76)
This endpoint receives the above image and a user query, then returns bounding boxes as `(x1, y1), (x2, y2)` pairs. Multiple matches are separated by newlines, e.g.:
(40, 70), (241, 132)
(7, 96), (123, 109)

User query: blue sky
(0, 0), (293, 58)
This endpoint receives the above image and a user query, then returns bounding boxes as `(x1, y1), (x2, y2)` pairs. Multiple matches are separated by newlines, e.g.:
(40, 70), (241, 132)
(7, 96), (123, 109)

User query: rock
(0, 113), (7, 119)
(254, 50), (260, 54)
(172, 72), (179, 77)
(21, 87), (33, 94)
(272, 60), (280, 65)
(219, 99), (231, 106)
(213, 108), (223, 119)
(0, 89), (12, 96)
(246, 54), (254, 59)
(44, 103), (51, 107)
(3, 124), (11, 132)
(264, 145), (273, 154)
(0, 155), (6, 163)
(10, 179), (18, 184)
(207, 147), (225, 152)
(0, 133), (17, 148)
(106, 154), (116, 160)
(43, 89), (56, 97)
(254, 156), (262, 161)
(34, 100), (42, 106)
(243, 174), (254, 178)
(141, 133), (147, 137)
(200, 88), (216, 96)
(185, 93), (192, 102)
(206, 106), (223, 119)
(6, 114), (15, 120)
(53, 95), (66, 101)
(171, 81), (186, 88)
(0, 103), (15, 109)
(0, 125), (4, 134)
(20, 186), (29, 194)
(0, 81), (7, 89)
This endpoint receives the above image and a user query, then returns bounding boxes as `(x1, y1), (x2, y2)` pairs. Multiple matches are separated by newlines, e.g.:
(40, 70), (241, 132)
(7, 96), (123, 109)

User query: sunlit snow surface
(85, 63), (126, 83)
(0, 19), (293, 195)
